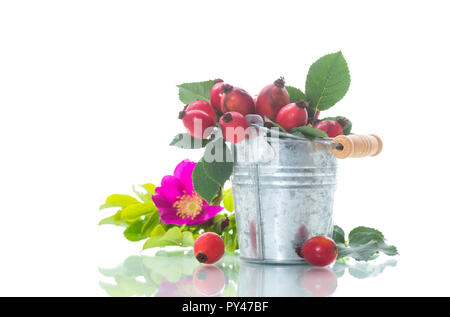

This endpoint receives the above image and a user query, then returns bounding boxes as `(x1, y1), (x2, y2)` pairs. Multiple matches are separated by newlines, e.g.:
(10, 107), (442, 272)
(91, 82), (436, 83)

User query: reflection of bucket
(232, 137), (337, 264)
(237, 261), (337, 297)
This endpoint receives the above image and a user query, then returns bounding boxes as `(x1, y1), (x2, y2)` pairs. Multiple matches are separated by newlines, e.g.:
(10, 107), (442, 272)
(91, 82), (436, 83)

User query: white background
(1, 0), (449, 296)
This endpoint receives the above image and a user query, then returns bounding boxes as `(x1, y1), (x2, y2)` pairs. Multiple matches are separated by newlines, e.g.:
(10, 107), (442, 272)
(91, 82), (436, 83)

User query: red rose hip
(209, 79), (225, 113)
(275, 100), (309, 131)
(301, 236), (337, 267)
(179, 109), (215, 139)
(219, 111), (249, 143)
(314, 120), (344, 138)
(220, 84), (255, 116)
(185, 99), (217, 122)
(194, 232), (225, 264)
(255, 77), (290, 121)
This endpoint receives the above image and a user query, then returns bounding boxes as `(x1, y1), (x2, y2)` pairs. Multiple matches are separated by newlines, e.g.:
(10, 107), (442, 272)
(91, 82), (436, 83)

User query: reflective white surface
(98, 249), (397, 297)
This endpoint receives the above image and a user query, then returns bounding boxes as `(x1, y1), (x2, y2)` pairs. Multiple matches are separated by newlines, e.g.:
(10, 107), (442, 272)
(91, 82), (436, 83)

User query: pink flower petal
(155, 175), (184, 203)
(157, 207), (190, 226)
(151, 193), (172, 208)
(173, 160), (196, 195)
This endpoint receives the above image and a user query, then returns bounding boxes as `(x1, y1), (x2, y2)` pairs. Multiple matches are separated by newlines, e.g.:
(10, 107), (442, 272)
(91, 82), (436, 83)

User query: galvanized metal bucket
(232, 134), (338, 264)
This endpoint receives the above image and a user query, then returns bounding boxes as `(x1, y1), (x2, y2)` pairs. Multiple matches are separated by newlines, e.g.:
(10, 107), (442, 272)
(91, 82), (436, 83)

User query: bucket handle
(332, 134), (383, 159)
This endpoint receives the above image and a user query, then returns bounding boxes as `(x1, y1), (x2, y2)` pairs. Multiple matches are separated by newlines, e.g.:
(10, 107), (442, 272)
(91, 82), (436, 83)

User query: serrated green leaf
(319, 116), (352, 135)
(349, 226), (398, 257)
(336, 226), (399, 261)
(192, 160), (221, 203)
(181, 231), (195, 247)
(98, 210), (130, 227)
(289, 126), (328, 139)
(348, 226), (385, 246)
(142, 226), (186, 249)
(202, 138), (234, 186)
(333, 225), (346, 245)
(285, 86), (306, 103)
(337, 241), (380, 261)
(177, 80), (215, 104)
(305, 51), (350, 111)
(121, 202), (156, 221)
(133, 183), (156, 203)
(123, 220), (146, 242)
(169, 133), (211, 149)
(100, 194), (139, 210)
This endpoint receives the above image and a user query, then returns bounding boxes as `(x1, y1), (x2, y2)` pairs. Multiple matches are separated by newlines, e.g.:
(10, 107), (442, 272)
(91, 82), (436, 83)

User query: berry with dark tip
(275, 100), (309, 131)
(255, 77), (290, 121)
(220, 84), (255, 116)
(194, 232), (225, 264)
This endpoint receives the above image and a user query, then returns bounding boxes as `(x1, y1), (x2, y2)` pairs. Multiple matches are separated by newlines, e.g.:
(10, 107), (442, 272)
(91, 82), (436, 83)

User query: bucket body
(232, 137), (337, 264)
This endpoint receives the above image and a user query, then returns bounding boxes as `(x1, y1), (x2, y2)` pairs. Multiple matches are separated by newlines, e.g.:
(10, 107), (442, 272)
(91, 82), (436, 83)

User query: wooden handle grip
(332, 134), (383, 159)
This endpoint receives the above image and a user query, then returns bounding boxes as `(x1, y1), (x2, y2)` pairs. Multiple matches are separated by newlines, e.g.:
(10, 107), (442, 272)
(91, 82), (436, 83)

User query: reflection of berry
(301, 268), (337, 297)
(193, 265), (226, 296)
(301, 236), (337, 267)
(194, 232), (225, 264)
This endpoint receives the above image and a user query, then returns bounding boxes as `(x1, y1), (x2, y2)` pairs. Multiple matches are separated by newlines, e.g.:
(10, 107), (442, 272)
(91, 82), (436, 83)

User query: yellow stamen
(173, 194), (203, 219)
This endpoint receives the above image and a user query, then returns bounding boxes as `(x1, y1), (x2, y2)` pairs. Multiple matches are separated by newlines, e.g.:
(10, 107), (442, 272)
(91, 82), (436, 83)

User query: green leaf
(100, 194), (139, 210)
(177, 80), (215, 104)
(98, 210), (130, 227)
(264, 116), (286, 132)
(222, 188), (234, 212)
(224, 230), (238, 253)
(181, 231), (195, 247)
(223, 215), (238, 252)
(289, 129), (305, 138)
(123, 220), (146, 242)
(285, 86), (306, 103)
(141, 210), (160, 236)
(333, 225), (346, 245)
(289, 126), (328, 139)
(169, 133), (211, 149)
(142, 226), (193, 249)
(305, 51), (350, 111)
(202, 138), (234, 186)
(121, 202), (156, 221)
(133, 184), (156, 203)
(337, 241), (380, 261)
(192, 160), (221, 203)
(348, 226), (398, 257)
(336, 226), (399, 261)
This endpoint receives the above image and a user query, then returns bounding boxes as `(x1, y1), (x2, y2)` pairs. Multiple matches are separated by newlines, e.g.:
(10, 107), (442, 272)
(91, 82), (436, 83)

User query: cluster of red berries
(180, 78), (348, 143)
